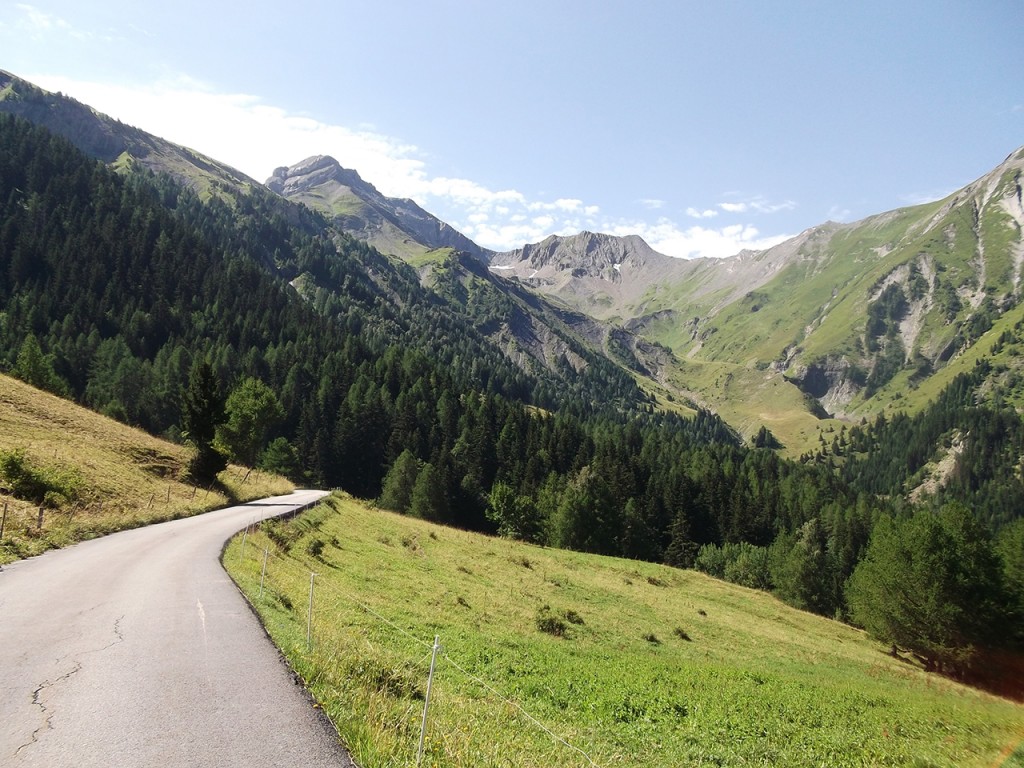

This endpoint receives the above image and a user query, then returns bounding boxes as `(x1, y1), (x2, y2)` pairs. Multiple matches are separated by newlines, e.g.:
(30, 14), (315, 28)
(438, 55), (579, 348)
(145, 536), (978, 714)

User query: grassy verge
(224, 494), (1024, 767)
(0, 374), (292, 563)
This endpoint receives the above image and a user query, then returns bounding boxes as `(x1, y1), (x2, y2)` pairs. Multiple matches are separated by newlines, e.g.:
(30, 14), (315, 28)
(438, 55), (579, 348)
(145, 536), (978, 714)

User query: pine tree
(846, 505), (1005, 675)
(378, 450), (420, 514)
(181, 359), (227, 482)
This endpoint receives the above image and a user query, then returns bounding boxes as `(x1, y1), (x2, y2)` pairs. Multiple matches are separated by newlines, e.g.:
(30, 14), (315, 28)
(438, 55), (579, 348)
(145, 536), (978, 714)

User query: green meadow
(225, 494), (1024, 767)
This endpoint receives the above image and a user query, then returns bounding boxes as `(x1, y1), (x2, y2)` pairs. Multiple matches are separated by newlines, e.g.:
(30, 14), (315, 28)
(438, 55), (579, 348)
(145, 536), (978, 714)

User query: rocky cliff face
(494, 231), (676, 274)
(490, 232), (696, 320)
(783, 357), (860, 417)
(267, 155), (491, 262)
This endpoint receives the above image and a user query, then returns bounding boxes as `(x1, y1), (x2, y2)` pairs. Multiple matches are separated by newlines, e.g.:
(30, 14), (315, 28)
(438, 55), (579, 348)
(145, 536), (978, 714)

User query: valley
(1, 68), (1023, 766)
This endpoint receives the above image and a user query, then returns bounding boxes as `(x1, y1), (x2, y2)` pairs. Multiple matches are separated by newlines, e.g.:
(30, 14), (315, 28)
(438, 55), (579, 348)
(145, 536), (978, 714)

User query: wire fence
(230, 520), (604, 768)
(0, 466), (275, 547)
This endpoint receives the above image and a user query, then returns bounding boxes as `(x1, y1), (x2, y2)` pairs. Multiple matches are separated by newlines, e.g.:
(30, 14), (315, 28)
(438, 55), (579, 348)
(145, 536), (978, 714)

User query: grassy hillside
(224, 495), (1024, 768)
(0, 374), (292, 563)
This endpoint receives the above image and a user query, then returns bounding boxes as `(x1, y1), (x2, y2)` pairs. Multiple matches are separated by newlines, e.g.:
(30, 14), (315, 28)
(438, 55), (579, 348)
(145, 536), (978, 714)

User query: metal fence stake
(417, 635), (441, 766)
(306, 571), (316, 649)
(259, 547), (269, 598)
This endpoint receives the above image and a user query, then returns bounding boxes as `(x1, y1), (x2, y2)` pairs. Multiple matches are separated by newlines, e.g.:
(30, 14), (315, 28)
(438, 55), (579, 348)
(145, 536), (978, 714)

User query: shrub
(563, 609), (585, 625)
(0, 448), (81, 507)
(536, 606), (569, 637)
(305, 538), (325, 559)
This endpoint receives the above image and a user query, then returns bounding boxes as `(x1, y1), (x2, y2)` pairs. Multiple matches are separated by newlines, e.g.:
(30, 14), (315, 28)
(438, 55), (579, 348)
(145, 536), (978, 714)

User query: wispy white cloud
(608, 219), (791, 260)
(15, 4), (69, 31)
(899, 188), (956, 206)
(23, 73), (792, 259)
(718, 196), (796, 215)
(826, 205), (853, 222)
(12, 4), (92, 41)
(639, 198), (665, 209)
(719, 202), (748, 213)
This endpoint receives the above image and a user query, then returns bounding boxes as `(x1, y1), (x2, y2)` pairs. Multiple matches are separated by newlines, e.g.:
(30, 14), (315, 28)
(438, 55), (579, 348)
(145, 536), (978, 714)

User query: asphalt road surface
(0, 490), (355, 767)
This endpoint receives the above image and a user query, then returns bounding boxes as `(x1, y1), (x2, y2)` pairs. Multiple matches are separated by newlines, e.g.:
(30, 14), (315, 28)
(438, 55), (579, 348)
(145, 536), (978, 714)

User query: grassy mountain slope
(0, 374), (292, 563)
(224, 495), (1024, 768)
(0, 69), (261, 202)
(492, 148), (1024, 454)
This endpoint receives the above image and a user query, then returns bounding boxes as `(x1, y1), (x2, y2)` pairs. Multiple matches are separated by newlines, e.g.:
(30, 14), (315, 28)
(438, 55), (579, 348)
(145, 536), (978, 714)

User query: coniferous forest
(2, 113), (1022, 685)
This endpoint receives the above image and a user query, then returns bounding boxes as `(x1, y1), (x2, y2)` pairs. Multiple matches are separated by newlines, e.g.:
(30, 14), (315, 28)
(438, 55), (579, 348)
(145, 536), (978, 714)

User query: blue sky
(2, 1), (1021, 257)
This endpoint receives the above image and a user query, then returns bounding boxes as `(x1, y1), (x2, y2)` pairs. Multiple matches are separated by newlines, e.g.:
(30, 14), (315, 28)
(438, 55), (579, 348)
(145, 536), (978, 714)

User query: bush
(0, 448), (81, 507)
(187, 445), (227, 484)
(536, 606), (569, 637)
(305, 538), (325, 559)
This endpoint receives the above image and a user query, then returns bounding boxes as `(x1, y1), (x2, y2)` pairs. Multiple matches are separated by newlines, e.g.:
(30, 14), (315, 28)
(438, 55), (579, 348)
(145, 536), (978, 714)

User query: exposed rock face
(784, 357), (860, 417)
(490, 232), (695, 321)
(494, 231), (676, 274)
(267, 155), (492, 262)
(267, 155), (364, 196)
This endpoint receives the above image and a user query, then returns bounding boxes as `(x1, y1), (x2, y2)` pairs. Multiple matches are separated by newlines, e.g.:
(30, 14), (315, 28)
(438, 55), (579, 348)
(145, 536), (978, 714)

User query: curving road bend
(0, 490), (354, 767)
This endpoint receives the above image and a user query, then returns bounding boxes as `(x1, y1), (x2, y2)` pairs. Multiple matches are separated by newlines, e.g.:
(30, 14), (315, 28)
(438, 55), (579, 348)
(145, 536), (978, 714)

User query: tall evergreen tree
(378, 449), (420, 514)
(181, 359), (227, 482)
(846, 504), (1006, 675)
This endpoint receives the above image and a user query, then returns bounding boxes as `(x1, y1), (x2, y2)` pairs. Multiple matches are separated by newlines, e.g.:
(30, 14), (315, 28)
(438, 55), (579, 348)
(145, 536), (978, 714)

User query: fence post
(259, 547), (269, 598)
(166, 485), (171, 503)
(240, 524), (249, 561)
(417, 635), (441, 767)
(306, 571), (316, 650)
(37, 507), (44, 530)
(0, 501), (7, 540)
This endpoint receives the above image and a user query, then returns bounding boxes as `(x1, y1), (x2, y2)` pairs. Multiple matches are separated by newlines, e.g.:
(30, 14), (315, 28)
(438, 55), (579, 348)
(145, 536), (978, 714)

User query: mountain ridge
(6, 68), (1024, 453)
(0, 69), (262, 199)
(267, 154), (492, 262)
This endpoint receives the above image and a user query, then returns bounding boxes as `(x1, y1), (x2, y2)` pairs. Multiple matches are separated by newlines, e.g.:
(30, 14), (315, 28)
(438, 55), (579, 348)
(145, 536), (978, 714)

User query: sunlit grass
(225, 494), (1024, 767)
(0, 374), (292, 562)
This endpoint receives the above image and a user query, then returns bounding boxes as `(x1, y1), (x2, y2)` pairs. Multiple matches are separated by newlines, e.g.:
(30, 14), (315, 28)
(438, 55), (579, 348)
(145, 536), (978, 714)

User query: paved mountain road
(0, 490), (354, 767)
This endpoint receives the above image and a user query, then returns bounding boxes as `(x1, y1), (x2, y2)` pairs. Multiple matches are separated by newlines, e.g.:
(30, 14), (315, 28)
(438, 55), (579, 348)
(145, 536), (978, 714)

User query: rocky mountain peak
(266, 155), (372, 197)
(495, 230), (675, 274)
(265, 155), (491, 262)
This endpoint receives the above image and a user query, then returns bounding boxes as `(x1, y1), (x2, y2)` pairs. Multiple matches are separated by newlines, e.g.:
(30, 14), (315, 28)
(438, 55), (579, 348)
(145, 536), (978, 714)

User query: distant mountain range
(4, 68), (1023, 455)
(489, 149), (1024, 445)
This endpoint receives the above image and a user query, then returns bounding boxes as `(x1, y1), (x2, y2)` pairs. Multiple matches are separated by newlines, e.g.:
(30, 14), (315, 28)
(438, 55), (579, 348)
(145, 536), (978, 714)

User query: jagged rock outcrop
(267, 155), (491, 262)
(490, 232), (695, 320)
(784, 357), (861, 417)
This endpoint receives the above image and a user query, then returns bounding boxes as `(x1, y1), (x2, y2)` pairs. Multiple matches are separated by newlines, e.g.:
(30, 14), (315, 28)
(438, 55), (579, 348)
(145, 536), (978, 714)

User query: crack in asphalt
(13, 615), (126, 758)
(15, 660), (83, 757)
